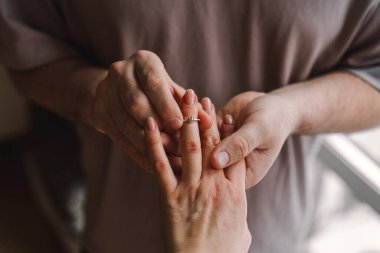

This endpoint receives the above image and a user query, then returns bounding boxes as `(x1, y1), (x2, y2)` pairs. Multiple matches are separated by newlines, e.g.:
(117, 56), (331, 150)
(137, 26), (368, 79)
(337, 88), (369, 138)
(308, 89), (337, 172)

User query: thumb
(211, 123), (259, 169)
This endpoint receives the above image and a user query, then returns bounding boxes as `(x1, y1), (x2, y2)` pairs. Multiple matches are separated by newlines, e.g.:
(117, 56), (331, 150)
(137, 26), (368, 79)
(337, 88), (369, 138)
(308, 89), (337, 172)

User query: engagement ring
(183, 115), (200, 124)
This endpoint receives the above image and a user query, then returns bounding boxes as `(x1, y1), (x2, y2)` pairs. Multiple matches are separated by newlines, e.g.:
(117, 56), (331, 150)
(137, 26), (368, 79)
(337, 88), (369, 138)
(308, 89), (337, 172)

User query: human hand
(211, 92), (298, 188)
(90, 50), (210, 171)
(145, 89), (251, 253)
(216, 91), (265, 128)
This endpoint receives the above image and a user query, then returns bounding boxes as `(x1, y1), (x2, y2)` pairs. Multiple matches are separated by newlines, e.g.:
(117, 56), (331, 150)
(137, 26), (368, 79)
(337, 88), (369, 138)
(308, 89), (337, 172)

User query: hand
(211, 92), (298, 188)
(90, 50), (210, 171)
(216, 91), (265, 128)
(145, 90), (251, 253)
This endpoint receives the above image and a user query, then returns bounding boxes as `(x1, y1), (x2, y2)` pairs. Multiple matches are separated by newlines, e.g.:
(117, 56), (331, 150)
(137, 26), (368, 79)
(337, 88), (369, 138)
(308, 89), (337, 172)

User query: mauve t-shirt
(1, 1), (380, 252)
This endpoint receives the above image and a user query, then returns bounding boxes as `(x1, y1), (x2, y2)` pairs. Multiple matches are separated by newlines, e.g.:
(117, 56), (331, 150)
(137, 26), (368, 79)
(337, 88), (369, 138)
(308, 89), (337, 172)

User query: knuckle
(232, 135), (251, 158)
(200, 181), (225, 204)
(181, 185), (198, 202)
(134, 50), (155, 61)
(145, 71), (163, 91)
(134, 50), (165, 91)
(109, 61), (126, 78)
(123, 74), (137, 88)
(127, 91), (145, 113)
(148, 134), (161, 146)
(211, 182), (226, 201)
(182, 140), (200, 154)
(172, 191), (191, 212)
(134, 50), (162, 67)
(153, 159), (167, 172)
(201, 135), (219, 148)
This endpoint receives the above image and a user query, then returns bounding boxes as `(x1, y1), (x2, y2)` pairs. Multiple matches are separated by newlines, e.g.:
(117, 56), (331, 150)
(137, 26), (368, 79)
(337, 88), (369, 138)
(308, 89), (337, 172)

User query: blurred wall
(0, 66), (29, 140)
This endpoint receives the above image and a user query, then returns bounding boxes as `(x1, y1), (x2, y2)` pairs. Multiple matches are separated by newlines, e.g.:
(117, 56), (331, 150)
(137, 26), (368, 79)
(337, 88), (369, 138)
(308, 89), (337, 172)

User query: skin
(145, 89), (251, 253)
(8, 50), (380, 251)
(9, 52), (380, 187)
(210, 72), (380, 188)
(9, 51), (211, 171)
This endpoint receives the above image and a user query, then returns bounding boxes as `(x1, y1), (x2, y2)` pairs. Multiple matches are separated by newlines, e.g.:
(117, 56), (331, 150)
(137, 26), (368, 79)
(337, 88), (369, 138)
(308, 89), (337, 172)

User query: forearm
(272, 71), (380, 134)
(8, 57), (107, 126)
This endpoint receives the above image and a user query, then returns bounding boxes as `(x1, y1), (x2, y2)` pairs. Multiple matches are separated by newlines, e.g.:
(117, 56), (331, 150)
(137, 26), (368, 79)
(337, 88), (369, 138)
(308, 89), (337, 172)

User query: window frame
(318, 133), (380, 215)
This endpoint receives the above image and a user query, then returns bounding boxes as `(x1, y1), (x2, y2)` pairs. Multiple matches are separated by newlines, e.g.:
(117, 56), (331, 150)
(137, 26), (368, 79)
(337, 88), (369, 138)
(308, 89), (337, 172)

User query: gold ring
(183, 115), (200, 123)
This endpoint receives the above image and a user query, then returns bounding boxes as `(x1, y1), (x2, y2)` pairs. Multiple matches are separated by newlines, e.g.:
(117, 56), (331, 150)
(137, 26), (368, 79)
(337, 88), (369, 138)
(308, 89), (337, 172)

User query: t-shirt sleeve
(0, 0), (78, 70)
(340, 1), (380, 90)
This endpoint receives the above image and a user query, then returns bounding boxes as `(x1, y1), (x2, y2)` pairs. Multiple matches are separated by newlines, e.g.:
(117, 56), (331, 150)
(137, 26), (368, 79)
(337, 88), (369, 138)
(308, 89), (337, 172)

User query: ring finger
(180, 89), (202, 185)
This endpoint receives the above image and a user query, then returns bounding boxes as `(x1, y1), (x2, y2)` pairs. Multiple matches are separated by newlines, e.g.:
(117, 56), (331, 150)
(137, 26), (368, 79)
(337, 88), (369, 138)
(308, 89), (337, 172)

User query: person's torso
(64, 1), (376, 252)
(58, 0), (373, 105)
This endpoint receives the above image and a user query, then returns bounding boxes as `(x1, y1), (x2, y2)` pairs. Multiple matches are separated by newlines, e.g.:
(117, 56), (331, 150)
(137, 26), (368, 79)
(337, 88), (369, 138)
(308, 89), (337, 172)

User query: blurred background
(0, 67), (84, 253)
(0, 66), (379, 253)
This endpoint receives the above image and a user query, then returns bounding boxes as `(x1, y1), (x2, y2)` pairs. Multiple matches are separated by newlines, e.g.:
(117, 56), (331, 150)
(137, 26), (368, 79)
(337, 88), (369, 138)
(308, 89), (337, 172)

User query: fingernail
(169, 117), (183, 129)
(202, 97), (212, 113)
(184, 89), (195, 105)
(217, 151), (229, 168)
(146, 117), (156, 132)
(223, 114), (233, 125)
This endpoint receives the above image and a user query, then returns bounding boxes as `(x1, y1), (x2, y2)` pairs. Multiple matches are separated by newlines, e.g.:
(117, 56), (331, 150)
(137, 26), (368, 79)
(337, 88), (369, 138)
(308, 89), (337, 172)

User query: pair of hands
(91, 50), (297, 188)
(90, 50), (298, 252)
(145, 89), (251, 253)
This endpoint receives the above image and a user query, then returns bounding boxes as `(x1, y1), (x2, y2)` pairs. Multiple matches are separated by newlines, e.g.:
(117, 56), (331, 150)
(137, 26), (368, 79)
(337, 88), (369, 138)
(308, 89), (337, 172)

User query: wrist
(268, 87), (305, 135)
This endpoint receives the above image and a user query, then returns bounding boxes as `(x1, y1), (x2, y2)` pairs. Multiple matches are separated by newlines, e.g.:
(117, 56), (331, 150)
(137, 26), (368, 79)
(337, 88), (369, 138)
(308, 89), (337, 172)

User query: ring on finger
(183, 115), (201, 124)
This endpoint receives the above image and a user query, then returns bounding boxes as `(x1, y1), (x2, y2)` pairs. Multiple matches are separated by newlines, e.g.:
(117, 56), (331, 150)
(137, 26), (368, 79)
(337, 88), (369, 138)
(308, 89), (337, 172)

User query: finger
(112, 60), (163, 129)
(221, 114), (235, 139)
(106, 120), (151, 170)
(145, 117), (177, 193)
(222, 115), (245, 185)
(200, 99), (220, 161)
(216, 110), (224, 130)
(211, 123), (259, 169)
(171, 84), (211, 131)
(105, 88), (146, 153)
(167, 154), (183, 176)
(199, 101), (224, 180)
(198, 97), (213, 131)
(180, 89), (202, 185)
(161, 132), (181, 156)
(92, 92), (151, 170)
(171, 82), (186, 104)
(134, 50), (183, 131)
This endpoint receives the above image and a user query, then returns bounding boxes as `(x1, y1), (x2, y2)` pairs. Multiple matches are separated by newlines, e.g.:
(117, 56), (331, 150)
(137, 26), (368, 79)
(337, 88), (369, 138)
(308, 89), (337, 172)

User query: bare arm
(8, 57), (107, 127)
(273, 71), (380, 134)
